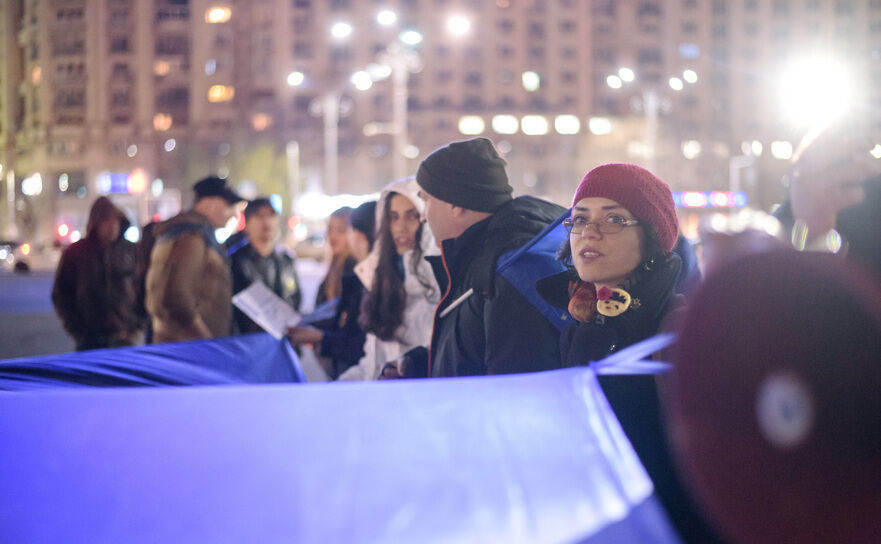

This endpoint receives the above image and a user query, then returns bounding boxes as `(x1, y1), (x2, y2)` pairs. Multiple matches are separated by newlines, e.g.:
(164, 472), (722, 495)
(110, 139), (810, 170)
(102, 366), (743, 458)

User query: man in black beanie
(413, 137), (566, 377)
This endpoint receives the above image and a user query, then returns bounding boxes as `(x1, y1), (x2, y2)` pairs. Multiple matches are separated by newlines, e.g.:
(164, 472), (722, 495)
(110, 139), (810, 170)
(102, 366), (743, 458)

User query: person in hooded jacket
(338, 178), (440, 381)
(536, 163), (721, 542)
(52, 196), (141, 350)
(400, 137), (567, 378)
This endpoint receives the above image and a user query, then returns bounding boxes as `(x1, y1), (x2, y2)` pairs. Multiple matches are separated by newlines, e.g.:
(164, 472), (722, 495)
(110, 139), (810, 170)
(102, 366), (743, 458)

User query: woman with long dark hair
(338, 178), (440, 380)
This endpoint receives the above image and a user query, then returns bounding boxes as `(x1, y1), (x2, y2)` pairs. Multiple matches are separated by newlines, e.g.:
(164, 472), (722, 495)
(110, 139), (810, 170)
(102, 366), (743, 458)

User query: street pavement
(0, 262), (329, 382)
(0, 270), (74, 359)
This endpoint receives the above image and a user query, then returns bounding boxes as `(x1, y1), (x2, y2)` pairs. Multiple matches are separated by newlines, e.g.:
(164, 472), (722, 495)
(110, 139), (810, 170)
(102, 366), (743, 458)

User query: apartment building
(2, 0), (879, 243)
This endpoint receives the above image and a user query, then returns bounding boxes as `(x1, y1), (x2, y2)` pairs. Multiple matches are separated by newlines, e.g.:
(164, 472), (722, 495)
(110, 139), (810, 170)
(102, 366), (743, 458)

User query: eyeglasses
(563, 214), (640, 236)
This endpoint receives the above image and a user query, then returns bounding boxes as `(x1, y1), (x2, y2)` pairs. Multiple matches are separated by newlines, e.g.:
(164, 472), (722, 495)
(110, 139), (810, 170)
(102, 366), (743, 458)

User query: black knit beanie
(349, 200), (378, 246)
(416, 138), (513, 212)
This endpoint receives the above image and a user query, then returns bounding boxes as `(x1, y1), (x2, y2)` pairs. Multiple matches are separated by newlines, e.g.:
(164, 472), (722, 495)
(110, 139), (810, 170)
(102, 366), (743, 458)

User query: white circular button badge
(755, 371), (815, 450)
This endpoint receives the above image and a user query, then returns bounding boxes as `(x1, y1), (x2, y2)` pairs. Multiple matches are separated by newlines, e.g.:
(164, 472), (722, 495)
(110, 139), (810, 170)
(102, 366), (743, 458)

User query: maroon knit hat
(572, 163), (679, 253)
(670, 251), (881, 543)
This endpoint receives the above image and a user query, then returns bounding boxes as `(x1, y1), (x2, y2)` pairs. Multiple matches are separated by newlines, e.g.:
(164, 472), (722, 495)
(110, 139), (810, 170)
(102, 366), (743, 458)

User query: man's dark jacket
(229, 242), (302, 334)
(429, 196), (566, 378)
(316, 272), (367, 379)
(52, 199), (140, 350)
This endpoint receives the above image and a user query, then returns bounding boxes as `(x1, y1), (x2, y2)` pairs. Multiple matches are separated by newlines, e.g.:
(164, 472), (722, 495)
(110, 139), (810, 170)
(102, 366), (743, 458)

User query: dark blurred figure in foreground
(772, 117), (880, 274)
(145, 176), (243, 343)
(315, 206), (356, 308)
(52, 196), (141, 350)
(230, 197), (302, 334)
(670, 251), (881, 543)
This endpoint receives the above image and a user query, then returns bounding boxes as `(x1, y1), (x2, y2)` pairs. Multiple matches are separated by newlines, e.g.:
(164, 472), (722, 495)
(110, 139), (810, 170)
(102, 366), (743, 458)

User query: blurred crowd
(50, 119), (880, 542)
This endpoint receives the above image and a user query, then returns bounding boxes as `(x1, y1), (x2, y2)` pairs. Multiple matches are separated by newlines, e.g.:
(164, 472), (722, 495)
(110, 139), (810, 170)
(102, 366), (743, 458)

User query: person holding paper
(287, 201), (376, 379)
(230, 198), (302, 335)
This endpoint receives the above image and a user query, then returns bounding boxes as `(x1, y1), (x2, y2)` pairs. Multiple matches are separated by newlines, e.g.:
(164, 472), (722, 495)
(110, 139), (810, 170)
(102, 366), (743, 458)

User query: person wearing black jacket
(536, 163), (721, 542)
(52, 197), (141, 350)
(229, 198), (302, 334)
(413, 137), (566, 378)
(287, 200), (377, 380)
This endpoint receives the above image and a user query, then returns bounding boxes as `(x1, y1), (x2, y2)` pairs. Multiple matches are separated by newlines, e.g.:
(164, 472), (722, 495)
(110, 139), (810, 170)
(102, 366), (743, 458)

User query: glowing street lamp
(350, 71), (373, 91)
(331, 22), (353, 40)
(205, 6), (231, 23)
(446, 15), (471, 36)
(779, 57), (852, 130)
(287, 71), (305, 87)
(607, 67), (698, 171)
(376, 9), (397, 26)
(399, 30), (423, 46)
(618, 67), (635, 82)
(606, 75), (623, 89)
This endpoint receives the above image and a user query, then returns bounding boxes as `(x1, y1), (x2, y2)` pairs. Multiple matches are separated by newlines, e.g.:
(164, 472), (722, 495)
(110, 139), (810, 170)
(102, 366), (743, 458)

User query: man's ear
(449, 204), (466, 217)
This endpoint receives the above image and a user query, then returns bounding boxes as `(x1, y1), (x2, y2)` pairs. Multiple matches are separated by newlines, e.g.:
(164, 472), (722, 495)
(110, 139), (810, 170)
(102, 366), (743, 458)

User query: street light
(376, 10), (397, 26)
(399, 30), (423, 46)
(330, 21), (353, 40)
(286, 71), (305, 87)
(779, 56), (852, 130)
(446, 15), (471, 36)
(607, 67), (697, 171)
(379, 40), (422, 179)
(308, 13), (472, 188)
(350, 71), (373, 91)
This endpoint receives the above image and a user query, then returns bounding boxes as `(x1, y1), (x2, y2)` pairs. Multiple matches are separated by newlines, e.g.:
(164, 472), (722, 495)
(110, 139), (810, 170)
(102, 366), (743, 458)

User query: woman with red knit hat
(537, 163), (720, 542)
(537, 162), (683, 364)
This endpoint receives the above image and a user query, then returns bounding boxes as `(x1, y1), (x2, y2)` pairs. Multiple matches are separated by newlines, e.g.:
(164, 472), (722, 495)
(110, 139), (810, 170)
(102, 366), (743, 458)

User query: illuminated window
(205, 7), (232, 23)
(153, 113), (173, 131)
(458, 116), (485, 135)
(251, 113), (272, 131)
(521, 115), (549, 135)
(492, 115), (518, 134)
(208, 85), (235, 102)
(154, 60), (171, 76)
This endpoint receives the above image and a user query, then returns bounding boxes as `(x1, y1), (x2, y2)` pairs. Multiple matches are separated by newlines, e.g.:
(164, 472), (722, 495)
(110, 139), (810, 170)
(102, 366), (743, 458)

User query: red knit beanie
(572, 163), (679, 253)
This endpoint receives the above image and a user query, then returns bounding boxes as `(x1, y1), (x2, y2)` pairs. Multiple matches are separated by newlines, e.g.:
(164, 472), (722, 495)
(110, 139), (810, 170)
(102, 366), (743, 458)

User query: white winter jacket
(338, 178), (440, 380)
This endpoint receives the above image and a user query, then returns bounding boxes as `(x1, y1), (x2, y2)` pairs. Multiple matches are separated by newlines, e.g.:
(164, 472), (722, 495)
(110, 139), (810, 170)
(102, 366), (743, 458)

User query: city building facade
(2, 0), (880, 244)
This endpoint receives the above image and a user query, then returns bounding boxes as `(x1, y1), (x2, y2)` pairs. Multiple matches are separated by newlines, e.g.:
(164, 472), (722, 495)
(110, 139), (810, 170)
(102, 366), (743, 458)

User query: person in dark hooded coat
(52, 196), (141, 350)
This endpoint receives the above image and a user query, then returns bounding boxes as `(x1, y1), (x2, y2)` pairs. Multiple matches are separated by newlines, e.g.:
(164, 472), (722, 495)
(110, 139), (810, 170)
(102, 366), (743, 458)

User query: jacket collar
(440, 214), (493, 275)
(537, 253), (682, 319)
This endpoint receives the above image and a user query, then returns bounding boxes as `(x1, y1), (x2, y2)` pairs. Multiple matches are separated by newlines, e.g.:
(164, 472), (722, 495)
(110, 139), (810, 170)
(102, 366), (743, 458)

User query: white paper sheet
(232, 281), (301, 339)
